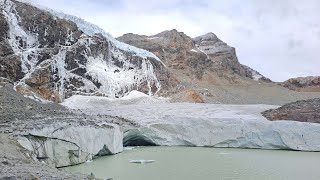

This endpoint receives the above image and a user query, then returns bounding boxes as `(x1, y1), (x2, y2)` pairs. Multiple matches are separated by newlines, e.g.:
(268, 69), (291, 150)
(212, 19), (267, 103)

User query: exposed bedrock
(17, 124), (123, 167)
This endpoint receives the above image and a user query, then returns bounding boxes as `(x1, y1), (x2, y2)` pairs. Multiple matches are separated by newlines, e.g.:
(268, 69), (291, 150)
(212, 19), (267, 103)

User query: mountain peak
(155, 29), (187, 38)
(193, 32), (222, 45)
(200, 32), (218, 39)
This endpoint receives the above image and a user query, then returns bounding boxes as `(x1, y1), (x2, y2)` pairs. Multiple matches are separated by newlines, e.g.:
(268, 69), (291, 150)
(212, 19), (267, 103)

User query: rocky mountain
(117, 30), (280, 103)
(193, 32), (271, 82)
(0, 0), (171, 102)
(118, 31), (271, 83)
(262, 98), (320, 123)
(280, 76), (320, 92)
(1, 0), (319, 105)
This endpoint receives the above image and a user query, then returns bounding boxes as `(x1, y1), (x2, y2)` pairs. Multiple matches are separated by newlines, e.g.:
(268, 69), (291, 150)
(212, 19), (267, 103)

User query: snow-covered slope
(0, 0), (163, 102)
(61, 90), (168, 109)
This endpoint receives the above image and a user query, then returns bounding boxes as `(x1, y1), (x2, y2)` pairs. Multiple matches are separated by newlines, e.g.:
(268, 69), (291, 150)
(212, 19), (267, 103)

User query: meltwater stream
(64, 147), (320, 180)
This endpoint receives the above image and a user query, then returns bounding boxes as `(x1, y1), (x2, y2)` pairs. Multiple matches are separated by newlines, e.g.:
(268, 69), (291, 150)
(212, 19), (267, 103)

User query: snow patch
(23, 94), (51, 103)
(61, 90), (169, 109)
(147, 37), (160, 40)
(252, 72), (263, 81)
(190, 49), (198, 52)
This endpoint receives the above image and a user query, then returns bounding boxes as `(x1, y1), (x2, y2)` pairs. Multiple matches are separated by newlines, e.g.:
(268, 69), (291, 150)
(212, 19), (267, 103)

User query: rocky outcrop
(281, 76), (320, 92)
(241, 65), (272, 82)
(262, 98), (320, 123)
(0, 0), (167, 102)
(193, 32), (245, 77)
(179, 89), (204, 103)
(193, 33), (271, 82)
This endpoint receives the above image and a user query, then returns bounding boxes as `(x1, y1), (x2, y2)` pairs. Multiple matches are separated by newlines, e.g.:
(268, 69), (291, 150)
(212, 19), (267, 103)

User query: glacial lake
(64, 147), (320, 180)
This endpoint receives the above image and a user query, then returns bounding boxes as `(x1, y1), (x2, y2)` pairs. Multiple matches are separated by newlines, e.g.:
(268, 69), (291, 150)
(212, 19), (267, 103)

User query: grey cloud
(288, 39), (303, 49)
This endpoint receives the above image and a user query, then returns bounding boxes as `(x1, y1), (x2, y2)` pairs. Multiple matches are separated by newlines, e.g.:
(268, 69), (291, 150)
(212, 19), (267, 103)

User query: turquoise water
(64, 147), (320, 180)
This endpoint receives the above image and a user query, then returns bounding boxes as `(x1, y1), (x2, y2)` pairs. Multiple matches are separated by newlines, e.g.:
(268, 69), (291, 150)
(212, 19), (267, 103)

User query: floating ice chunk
(219, 152), (230, 155)
(124, 146), (135, 151)
(129, 160), (155, 164)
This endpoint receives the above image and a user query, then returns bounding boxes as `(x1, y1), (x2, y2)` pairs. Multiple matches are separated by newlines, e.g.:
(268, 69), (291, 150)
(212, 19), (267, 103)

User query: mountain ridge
(280, 76), (320, 92)
(0, 1), (319, 104)
(118, 29), (271, 82)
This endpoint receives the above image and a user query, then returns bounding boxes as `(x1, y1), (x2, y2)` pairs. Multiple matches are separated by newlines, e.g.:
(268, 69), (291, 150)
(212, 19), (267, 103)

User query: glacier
(62, 97), (320, 152)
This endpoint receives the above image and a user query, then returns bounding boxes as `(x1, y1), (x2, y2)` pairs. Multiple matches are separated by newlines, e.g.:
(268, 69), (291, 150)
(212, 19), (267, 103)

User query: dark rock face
(241, 65), (272, 83)
(0, 0), (166, 102)
(118, 30), (209, 79)
(0, 12), (23, 82)
(281, 76), (320, 92)
(118, 30), (272, 99)
(118, 31), (270, 82)
(193, 32), (246, 77)
(262, 98), (320, 123)
(14, 1), (82, 48)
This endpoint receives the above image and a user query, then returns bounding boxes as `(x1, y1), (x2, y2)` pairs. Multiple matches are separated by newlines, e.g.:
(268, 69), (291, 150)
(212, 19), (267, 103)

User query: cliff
(0, 0), (169, 102)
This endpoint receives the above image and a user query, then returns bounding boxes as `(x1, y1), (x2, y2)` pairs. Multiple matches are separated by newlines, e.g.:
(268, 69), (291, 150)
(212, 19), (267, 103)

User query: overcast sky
(27, 0), (320, 81)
